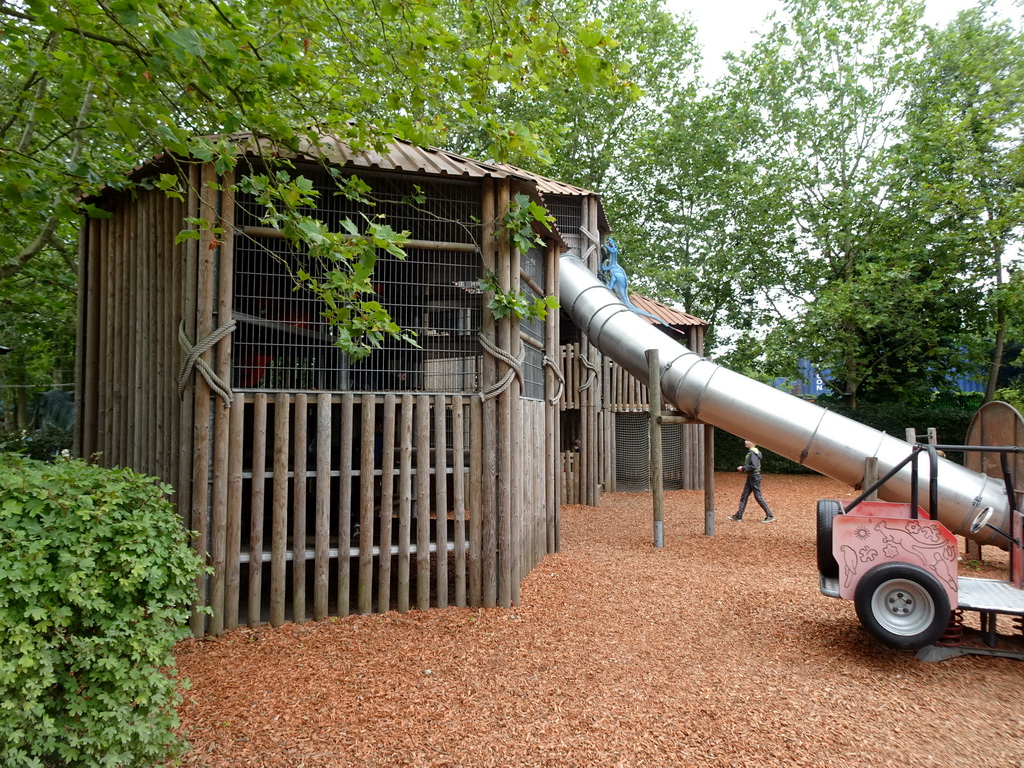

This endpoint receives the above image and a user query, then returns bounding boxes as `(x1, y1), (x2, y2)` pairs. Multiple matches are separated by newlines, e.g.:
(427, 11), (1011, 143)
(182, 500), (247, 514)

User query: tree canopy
(1, 0), (1022, 411)
(0, 0), (636, 383)
(594, 0), (1024, 407)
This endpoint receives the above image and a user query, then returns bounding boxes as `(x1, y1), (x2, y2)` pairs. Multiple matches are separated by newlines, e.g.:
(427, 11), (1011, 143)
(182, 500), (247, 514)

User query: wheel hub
(886, 590), (915, 615)
(870, 577), (935, 636)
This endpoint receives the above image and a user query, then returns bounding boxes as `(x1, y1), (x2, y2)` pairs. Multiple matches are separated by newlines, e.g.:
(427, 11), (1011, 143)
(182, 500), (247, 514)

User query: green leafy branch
(174, 170), (416, 361)
(501, 192), (555, 254)
(480, 272), (559, 321)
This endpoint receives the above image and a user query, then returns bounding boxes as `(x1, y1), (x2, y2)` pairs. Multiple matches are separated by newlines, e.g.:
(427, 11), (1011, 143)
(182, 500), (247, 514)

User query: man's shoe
(761, 516), (776, 523)
(727, 514), (742, 521)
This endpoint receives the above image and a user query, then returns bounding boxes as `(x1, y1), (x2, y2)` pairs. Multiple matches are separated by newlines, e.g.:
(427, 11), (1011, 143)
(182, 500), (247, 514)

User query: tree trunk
(984, 302), (1006, 403)
(842, 386), (858, 410)
(15, 388), (29, 430)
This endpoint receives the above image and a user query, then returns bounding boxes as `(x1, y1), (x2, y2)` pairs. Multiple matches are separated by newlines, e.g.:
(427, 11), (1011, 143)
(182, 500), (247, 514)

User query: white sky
(663, 0), (1023, 81)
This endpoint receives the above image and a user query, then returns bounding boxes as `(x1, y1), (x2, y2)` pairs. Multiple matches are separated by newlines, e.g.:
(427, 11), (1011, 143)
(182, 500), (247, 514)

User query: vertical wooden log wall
(216, 393), (491, 627)
(76, 177), (192, 639)
(78, 182), (188, 486)
(545, 240), (560, 552)
(480, 178), (498, 609)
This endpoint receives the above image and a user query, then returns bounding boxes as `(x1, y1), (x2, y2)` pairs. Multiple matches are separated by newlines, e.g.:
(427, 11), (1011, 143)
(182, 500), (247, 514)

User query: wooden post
(188, 166), (218, 635)
(177, 168), (199, 537)
(545, 242), (560, 552)
(433, 394), (449, 609)
(586, 197), (601, 506)
(863, 456), (879, 501)
(224, 395), (244, 630)
(451, 395), (466, 607)
(480, 180), (497, 609)
(704, 424), (715, 536)
(377, 394), (396, 613)
(469, 395), (483, 607)
(76, 222), (93, 459)
(397, 394), (413, 613)
(647, 349), (665, 549)
(292, 393), (308, 622)
(337, 394), (354, 617)
(248, 393), (267, 627)
(496, 179), (512, 609)
(415, 394), (431, 611)
(208, 169), (234, 636)
(508, 194), (522, 606)
(314, 393), (332, 621)
(269, 392), (290, 627)
(358, 394), (376, 615)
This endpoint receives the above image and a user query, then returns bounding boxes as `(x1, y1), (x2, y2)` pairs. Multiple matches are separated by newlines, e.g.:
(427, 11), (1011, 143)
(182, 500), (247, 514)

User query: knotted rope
(479, 333), (524, 401)
(543, 355), (565, 406)
(177, 319), (237, 406)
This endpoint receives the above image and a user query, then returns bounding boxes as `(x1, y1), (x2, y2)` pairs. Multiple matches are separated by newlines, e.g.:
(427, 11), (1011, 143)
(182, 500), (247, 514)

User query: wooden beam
(239, 225), (479, 254)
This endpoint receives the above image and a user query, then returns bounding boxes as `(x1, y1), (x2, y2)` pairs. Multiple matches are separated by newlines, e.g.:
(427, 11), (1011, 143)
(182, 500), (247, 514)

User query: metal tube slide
(560, 253), (1010, 548)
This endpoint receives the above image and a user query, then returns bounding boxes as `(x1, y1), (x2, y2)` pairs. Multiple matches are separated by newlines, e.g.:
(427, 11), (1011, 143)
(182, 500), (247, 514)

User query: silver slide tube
(560, 254), (1010, 548)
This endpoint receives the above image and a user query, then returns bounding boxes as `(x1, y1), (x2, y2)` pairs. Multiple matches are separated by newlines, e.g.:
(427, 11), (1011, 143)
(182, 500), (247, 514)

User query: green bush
(0, 425), (74, 461)
(995, 386), (1024, 414)
(0, 455), (204, 767)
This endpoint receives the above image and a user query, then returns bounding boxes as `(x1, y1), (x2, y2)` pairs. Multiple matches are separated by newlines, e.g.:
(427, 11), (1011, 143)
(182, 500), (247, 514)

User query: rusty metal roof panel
(629, 293), (707, 327)
(489, 163), (596, 196)
(281, 135), (522, 180)
(267, 136), (599, 195)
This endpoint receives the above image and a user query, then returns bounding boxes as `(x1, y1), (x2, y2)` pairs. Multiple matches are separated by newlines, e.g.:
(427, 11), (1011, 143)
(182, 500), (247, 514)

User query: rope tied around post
(177, 318), (237, 406)
(479, 333), (524, 401)
(579, 226), (600, 265)
(578, 352), (599, 391)
(543, 355), (565, 405)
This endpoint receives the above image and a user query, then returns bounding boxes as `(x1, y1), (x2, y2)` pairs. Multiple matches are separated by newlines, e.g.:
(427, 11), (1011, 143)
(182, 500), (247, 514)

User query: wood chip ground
(174, 473), (1024, 767)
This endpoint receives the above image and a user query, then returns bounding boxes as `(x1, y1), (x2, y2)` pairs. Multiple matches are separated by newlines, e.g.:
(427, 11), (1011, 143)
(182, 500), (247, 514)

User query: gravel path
(175, 473), (1024, 767)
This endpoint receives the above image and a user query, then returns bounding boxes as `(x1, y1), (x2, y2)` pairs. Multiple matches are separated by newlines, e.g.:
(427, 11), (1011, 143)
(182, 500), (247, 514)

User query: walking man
(728, 439), (775, 523)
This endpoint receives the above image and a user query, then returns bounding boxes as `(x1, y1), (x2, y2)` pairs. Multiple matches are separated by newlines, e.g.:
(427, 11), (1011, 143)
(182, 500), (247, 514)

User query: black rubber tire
(853, 562), (951, 650)
(816, 499), (844, 578)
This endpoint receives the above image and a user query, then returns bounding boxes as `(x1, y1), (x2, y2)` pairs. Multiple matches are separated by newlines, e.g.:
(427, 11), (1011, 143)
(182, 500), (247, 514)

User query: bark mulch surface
(174, 473), (1024, 767)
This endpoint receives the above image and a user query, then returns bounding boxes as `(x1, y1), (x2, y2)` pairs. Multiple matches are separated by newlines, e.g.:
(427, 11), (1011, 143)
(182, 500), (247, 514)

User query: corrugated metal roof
(120, 135), (607, 250)
(488, 162), (596, 197)
(249, 135), (601, 200)
(240, 135), (592, 250)
(629, 293), (706, 327)
(256, 135), (531, 182)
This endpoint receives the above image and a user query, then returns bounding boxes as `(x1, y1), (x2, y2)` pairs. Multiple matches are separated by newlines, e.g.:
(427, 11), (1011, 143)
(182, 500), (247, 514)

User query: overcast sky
(663, 0), (1023, 80)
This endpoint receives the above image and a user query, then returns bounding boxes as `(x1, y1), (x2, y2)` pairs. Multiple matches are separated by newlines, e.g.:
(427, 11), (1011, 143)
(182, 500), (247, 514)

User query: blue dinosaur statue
(599, 239), (668, 326)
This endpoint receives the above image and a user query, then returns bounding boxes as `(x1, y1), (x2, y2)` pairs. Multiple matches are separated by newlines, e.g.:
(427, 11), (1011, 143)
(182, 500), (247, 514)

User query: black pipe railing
(845, 443), (1024, 536)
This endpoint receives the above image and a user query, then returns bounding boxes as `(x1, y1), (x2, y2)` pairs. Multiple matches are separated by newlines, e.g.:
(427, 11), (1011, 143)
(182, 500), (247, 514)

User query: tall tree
(445, 0), (694, 192)
(710, 0), (937, 407)
(609, 89), (777, 349)
(892, 2), (1024, 401)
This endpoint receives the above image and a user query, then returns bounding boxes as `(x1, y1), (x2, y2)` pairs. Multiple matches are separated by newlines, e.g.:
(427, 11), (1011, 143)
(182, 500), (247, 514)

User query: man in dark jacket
(728, 439), (775, 523)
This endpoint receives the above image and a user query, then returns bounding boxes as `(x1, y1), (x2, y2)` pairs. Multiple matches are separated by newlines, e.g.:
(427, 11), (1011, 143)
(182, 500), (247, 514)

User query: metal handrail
(845, 444), (1024, 538)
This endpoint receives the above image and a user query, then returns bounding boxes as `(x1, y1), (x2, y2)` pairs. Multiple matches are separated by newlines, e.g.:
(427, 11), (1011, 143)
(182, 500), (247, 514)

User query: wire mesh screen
(520, 246), (546, 401)
(232, 163), (484, 393)
(613, 412), (684, 492)
(546, 196), (586, 346)
(545, 196), (585, 256)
